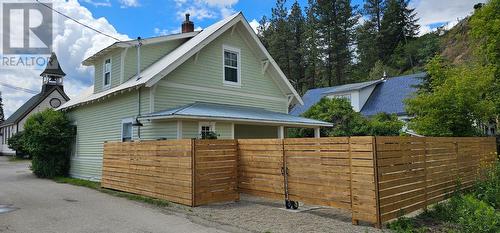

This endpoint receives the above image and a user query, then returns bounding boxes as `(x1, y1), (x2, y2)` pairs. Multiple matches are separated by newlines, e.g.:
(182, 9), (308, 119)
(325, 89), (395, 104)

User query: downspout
(135, 37), (143, 140)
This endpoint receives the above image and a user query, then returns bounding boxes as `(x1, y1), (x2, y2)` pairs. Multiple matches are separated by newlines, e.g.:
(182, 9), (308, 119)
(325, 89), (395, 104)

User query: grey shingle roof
(140, 102), (332, 127)
(290, 73), (426, 117)
(0, 86), (70, 127)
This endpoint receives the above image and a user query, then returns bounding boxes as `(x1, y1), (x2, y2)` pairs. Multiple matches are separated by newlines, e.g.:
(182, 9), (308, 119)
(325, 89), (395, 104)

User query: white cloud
(119, 0), (140, 8)
(175, 0), (239, 22)
(82, 0), (111, 7)
(412, 0), (486, 35)
(249, 19), (259, 34)
(0, 0), (129, 118)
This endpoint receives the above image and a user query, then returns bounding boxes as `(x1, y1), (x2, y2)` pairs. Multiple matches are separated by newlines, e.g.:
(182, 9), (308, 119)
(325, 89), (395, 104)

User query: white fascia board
(140, 114), (332, 127)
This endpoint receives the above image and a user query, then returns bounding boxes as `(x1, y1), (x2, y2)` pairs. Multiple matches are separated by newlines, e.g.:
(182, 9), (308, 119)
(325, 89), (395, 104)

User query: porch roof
(139, 102), (332, 127)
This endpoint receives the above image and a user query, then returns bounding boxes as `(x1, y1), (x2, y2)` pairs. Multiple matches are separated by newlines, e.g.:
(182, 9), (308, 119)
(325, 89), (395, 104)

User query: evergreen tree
(317, 0), (359, 86)
(356, 21), (379, 77)
(379, 0), (419, 62)
(364, 0), (385, 31)
(0, 92), (4, 123)
(288, 1), (306, 94)
(257, 16), (271, 48)
(303, 0), (321, 89)
(268, 0), (293, 80)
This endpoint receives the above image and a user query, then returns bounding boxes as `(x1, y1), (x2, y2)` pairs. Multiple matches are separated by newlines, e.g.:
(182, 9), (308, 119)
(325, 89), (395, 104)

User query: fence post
(372, 136), (382, 228)
(348, 137), (358, 225)
(191, 138), (196, 207)
(423, 137), (428, 211)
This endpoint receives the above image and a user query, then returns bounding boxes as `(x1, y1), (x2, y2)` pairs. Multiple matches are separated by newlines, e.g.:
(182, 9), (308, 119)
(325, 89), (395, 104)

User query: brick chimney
(182, 13), (194, 33)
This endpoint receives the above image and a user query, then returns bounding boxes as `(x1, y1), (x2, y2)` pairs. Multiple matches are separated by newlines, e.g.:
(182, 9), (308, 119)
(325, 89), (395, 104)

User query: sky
(0, 0), (485, 118)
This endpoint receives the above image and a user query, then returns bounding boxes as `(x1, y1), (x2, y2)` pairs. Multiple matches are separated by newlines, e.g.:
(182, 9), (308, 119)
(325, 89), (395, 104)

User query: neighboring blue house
(290, 73), (426, 120)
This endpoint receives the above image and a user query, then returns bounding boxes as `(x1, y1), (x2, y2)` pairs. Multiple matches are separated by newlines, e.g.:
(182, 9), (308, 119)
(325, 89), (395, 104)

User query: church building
(0, 53), (70, 155)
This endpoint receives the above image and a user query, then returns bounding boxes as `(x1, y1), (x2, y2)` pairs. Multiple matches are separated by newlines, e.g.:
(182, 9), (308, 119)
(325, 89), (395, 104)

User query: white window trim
(222, 45), (241, 87)
(121, 118), (134, 142)
(103, 57), (112, 90)
(198, 122), (216, 139)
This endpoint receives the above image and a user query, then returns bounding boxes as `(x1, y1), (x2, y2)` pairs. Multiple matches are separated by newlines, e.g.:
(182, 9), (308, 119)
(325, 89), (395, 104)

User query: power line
(35, 0), (127, 43)
(0, 82), (38, 94)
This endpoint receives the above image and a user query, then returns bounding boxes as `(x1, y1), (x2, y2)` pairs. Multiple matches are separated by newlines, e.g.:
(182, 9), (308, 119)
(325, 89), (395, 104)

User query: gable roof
(360, 73), (425, 116)
(322, 79), (383, 95)
(289, 79), (383, 116)
(140, 102), (332, 127)
(289, 73), (426, 117)
(0, 86), (70, 127)
(60, 12), (303, 110)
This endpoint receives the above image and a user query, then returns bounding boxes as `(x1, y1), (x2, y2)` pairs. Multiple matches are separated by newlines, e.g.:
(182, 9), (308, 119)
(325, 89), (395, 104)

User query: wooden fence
(238, 137), (378, 224)
(101, 136), (497, 227)
(375, 137), (497, 222)
(101, 139), (239, 207)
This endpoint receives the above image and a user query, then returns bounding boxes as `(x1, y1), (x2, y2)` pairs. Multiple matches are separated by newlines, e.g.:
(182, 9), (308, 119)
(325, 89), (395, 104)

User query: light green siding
(94, 50), (121, 93)
(69, 27), (292, 180)
(123, 40), (186, 83)
(234, 124), (278, 139)
(154, 29), (288, 113)
(216, 122), (233, 139)
(92, 39), (186, 93)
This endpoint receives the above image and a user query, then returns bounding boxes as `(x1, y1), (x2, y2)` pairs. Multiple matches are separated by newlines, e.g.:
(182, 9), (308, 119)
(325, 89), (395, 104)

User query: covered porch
(138, 102), (331, 139)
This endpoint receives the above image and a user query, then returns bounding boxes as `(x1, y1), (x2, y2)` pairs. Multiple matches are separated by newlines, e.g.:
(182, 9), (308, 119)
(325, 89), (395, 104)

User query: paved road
(0, 157), (227, 233)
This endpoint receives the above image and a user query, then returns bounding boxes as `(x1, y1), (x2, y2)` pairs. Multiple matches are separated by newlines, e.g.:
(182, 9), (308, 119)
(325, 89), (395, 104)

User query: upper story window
(223, 45), (241, 87)
(103, 58), (112, 89)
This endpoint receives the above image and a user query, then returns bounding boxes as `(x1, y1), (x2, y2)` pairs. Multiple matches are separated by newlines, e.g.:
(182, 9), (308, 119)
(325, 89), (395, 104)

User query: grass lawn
(53, 177), (171, 208)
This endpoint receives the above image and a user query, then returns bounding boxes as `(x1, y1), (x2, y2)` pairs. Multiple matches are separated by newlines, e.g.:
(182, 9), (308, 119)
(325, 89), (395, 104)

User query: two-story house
(59, 13), (330, 181)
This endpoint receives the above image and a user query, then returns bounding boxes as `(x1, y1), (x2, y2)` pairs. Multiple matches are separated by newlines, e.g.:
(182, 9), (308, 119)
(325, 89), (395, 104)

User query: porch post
(314, 127), (321, 138)
(177, 120), (183, 139)
(278, 126), (285, 139)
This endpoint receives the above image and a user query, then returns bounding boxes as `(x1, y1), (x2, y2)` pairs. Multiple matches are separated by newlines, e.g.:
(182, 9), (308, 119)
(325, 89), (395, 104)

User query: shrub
(473, 162), (500, 208)
(454, 195), (500, 233)
(23, 109), (75, 178)
(369, 113), (404, 136)
(387, 217), (427, 233)
(302, 97), (370, 136)
(7, 131), (29, 158)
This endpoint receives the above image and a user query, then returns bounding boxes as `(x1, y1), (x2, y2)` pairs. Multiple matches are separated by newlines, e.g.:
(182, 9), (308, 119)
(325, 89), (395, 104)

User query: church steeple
(40, 52), (65, 92)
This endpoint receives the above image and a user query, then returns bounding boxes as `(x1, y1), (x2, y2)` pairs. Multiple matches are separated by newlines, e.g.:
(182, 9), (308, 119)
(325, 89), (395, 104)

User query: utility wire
(0, 82), (38, 94)
(35, 0), (128, 43)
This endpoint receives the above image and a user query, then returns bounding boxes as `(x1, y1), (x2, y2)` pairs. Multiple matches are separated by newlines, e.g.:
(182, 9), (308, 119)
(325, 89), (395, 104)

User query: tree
(355, 21), (380, 76)
(268, 0), (293, 81)
(288, 1), (306, 94)
(369, 113), (403, 136)
(0, 92), (4, 123)
(316, 0), (360, 86)
(23, 109), (75, 178)
(303, 97), (370, 136)
(470, 0), (500, 125)
(379, 0), (419, 62)
(406, 56), (496, 136)
(303, 0), (321, 90)
(364, 0), (385, 31)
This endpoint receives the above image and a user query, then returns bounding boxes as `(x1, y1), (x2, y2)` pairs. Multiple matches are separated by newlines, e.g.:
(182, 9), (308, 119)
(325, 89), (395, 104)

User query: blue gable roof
(290, 72), (426, 117)
(360, 73), (425, 116)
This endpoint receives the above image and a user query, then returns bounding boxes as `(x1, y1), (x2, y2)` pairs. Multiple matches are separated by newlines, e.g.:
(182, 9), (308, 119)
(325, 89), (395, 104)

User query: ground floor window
(122, 119), (133, 142)
(199, 122), (216, 139)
